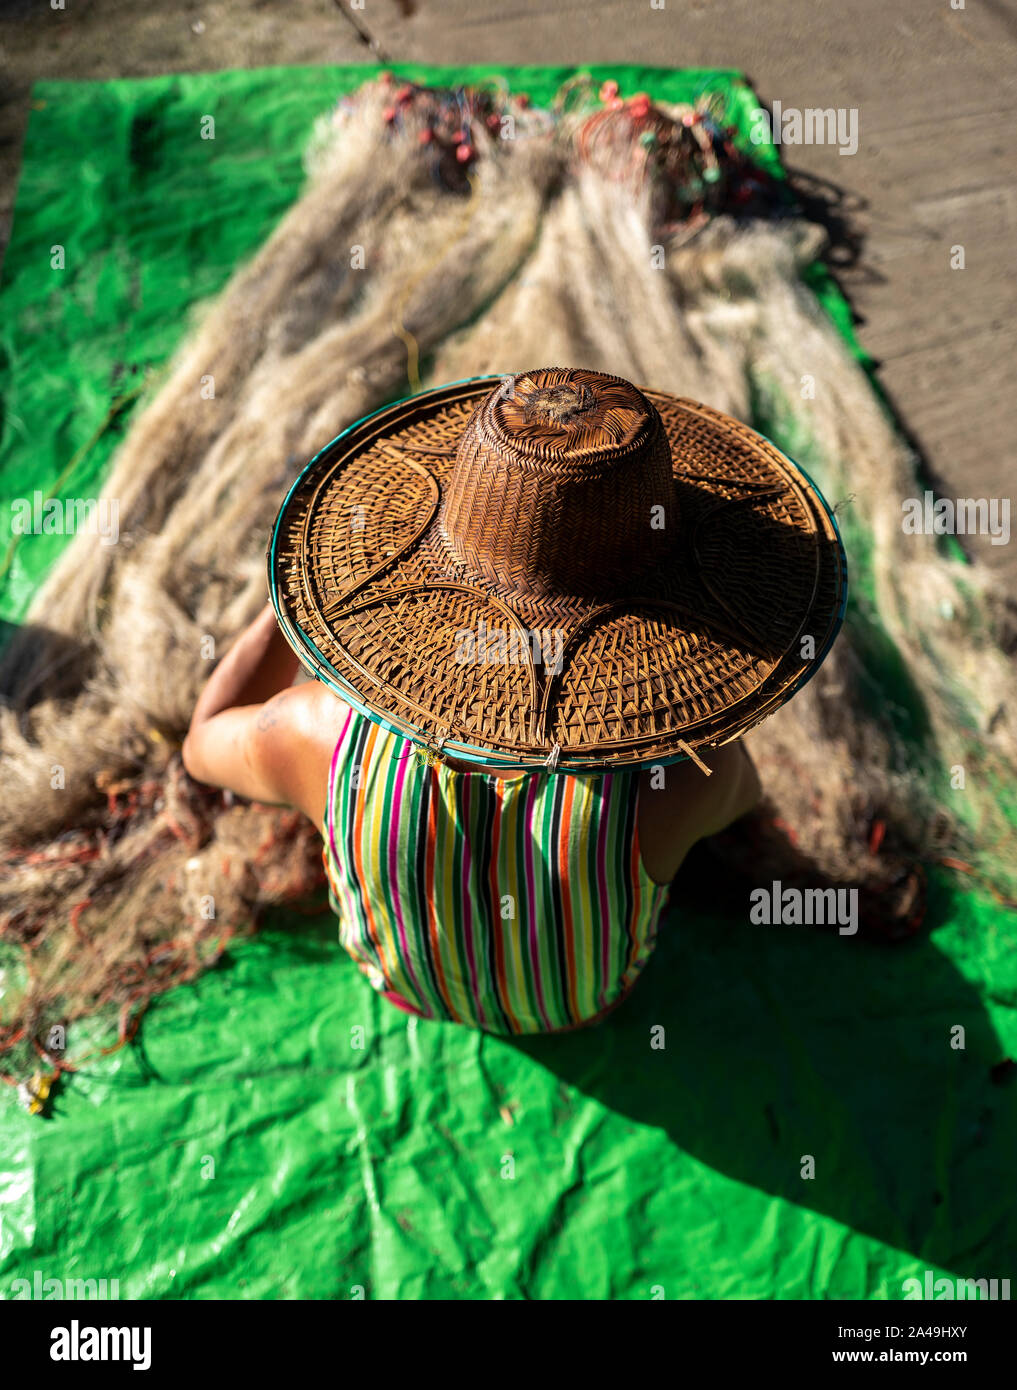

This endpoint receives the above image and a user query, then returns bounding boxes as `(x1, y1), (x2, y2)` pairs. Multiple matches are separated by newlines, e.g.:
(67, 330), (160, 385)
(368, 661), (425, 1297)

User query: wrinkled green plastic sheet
(1, 65), (1015, 1301)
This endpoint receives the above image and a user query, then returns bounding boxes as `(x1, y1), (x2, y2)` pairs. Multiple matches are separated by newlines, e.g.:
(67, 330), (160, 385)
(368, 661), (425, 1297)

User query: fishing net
(1, 73), (1014, 1099)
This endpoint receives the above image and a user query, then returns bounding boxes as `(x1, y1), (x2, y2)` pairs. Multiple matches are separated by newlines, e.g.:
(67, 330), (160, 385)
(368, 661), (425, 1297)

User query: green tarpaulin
(1, 65), (1014, 1301)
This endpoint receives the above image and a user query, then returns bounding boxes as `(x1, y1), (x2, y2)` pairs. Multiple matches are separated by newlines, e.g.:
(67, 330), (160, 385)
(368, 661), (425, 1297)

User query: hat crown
(439, 367), (674, 598)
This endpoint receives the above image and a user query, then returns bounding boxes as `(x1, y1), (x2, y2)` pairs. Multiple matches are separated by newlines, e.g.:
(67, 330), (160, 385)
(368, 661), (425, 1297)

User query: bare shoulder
(257, 680), (349, 738)
(252, 681), (353, 829)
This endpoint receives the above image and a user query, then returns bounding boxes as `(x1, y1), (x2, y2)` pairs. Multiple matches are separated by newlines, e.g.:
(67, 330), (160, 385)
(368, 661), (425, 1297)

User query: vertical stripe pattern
(322, 709), (670, 1034)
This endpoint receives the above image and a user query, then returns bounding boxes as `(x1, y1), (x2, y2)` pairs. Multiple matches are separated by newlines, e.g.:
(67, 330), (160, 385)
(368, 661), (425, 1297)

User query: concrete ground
(2, 0), (1015, 586)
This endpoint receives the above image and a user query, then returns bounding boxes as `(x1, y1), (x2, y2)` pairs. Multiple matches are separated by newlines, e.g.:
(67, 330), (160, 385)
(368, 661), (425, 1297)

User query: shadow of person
(0, 617), (97, 709)
(510, 840), (1016, 1289)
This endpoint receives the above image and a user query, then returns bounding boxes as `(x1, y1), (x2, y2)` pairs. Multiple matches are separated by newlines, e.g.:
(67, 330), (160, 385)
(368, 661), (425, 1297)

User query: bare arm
(637, 741), (762, 885)
(182, 606), (346, 829)
(188, 602), (299, 726)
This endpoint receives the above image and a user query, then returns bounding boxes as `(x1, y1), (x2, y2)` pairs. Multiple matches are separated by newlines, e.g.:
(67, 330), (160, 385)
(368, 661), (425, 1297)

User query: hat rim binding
(268, 373), (849, 774)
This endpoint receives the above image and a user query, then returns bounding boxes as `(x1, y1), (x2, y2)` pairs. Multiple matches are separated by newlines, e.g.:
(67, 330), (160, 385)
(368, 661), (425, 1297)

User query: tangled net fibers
(1, 75), (1014, 1092)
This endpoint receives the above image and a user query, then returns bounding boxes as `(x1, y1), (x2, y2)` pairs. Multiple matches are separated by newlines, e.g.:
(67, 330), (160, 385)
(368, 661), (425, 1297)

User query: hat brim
(268, 375), (847, 772)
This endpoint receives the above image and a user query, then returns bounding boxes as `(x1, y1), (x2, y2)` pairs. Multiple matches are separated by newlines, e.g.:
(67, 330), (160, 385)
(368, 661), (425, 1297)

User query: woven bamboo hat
(269, 367), (847, 772)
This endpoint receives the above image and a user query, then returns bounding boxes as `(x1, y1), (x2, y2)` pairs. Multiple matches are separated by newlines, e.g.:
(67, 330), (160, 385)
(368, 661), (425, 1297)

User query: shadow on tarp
(512, 857), (1017, 1289)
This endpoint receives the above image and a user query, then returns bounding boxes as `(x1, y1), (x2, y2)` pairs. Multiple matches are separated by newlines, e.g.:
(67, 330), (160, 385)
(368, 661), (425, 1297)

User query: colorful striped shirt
(322, 706), (670, 1034)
